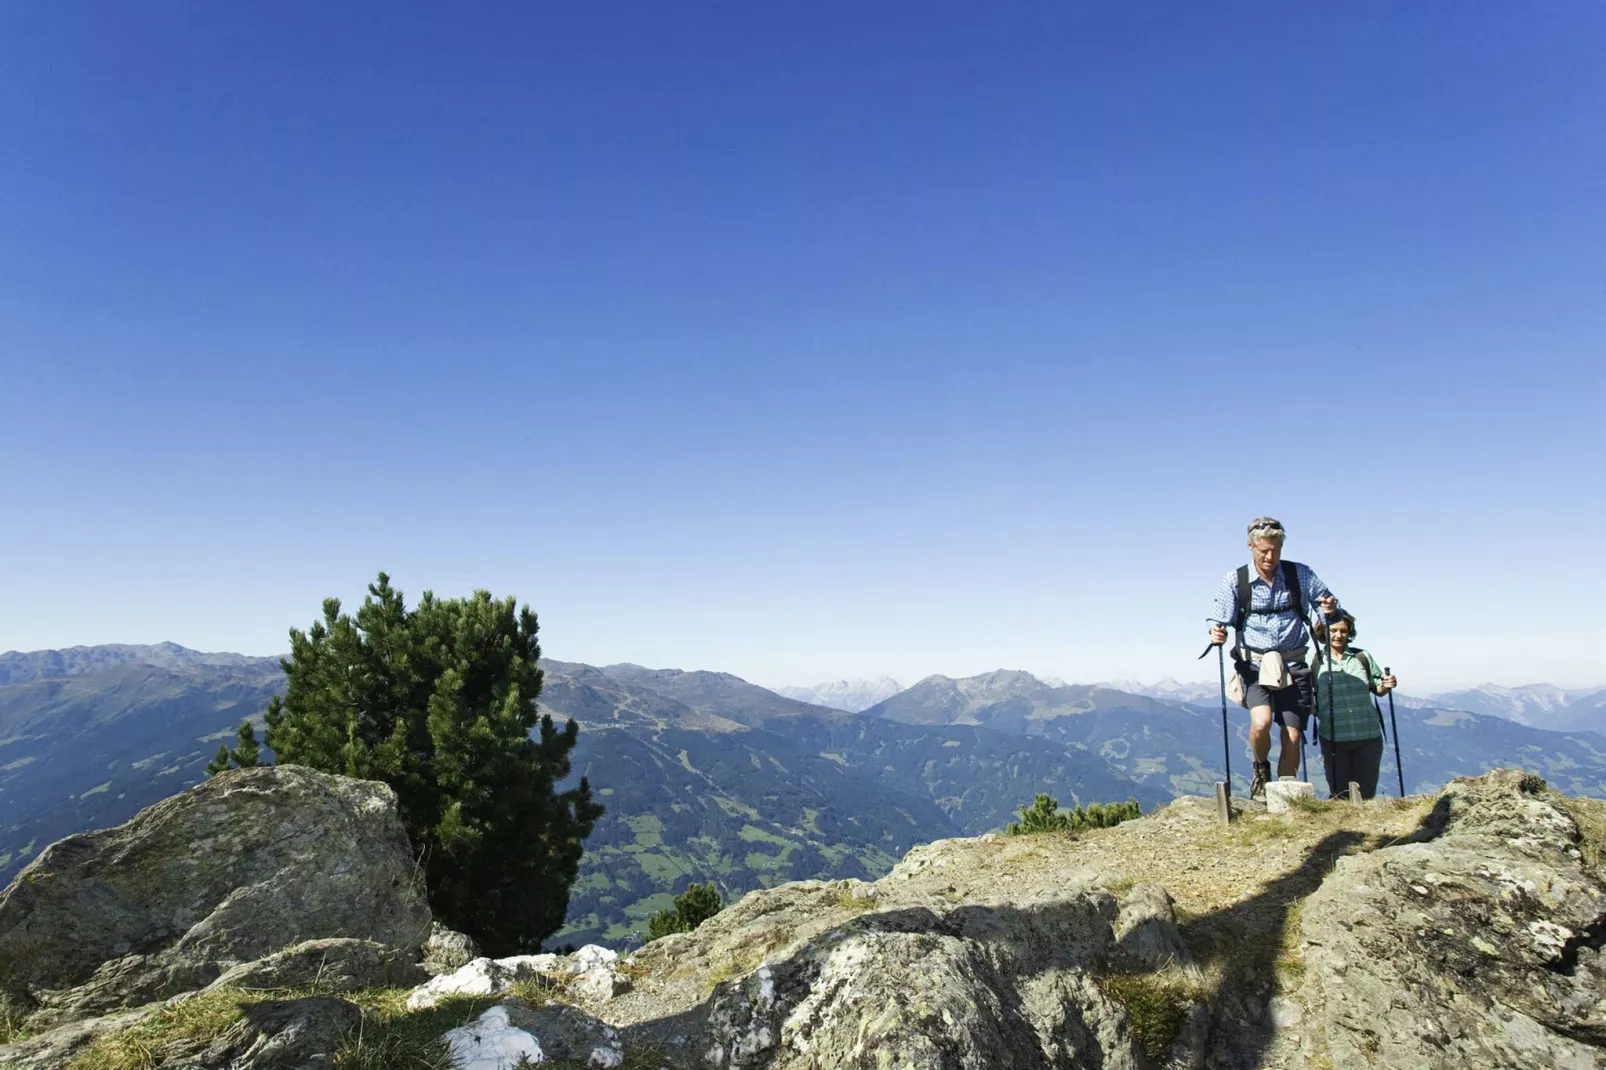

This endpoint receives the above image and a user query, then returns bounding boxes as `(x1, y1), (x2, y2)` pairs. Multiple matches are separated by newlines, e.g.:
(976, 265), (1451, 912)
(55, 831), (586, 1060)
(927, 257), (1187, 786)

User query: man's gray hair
(1247, 516), (1286, 542)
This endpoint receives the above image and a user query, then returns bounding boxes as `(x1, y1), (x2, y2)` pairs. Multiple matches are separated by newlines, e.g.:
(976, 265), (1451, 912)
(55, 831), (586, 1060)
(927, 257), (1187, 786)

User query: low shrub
(1006, 794), (1142, 836)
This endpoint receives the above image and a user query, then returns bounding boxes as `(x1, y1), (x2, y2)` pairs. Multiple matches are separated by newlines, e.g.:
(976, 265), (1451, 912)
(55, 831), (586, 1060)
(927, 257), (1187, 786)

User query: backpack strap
(1281, 559), (1305, 622)
(1235, 561), (1304, 648)
(1233, 565), (1252, 637)
(1233, 559), (1259, 658)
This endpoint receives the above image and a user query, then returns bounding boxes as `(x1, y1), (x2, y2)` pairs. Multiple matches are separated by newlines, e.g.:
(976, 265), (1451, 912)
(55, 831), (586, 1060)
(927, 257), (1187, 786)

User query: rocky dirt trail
(606, 789), (1440, 1068)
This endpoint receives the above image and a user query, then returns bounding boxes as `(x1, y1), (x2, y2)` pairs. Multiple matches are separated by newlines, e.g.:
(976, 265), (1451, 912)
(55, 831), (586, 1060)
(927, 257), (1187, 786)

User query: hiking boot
(1249, 761), (1272, 800)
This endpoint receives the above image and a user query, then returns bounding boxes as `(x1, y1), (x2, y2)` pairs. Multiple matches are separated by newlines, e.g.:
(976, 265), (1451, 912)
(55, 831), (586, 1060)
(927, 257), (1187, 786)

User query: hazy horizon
(2, 637), (1599, 699)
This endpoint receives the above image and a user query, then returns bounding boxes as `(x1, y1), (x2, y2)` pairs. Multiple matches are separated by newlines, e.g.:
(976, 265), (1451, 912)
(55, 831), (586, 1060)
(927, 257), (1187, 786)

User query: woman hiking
(1313, 611), (1398, 800)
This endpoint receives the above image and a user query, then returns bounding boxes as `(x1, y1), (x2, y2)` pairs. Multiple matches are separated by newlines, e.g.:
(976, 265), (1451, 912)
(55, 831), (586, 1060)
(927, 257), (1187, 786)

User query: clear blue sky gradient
(3, 3), (1603, 690)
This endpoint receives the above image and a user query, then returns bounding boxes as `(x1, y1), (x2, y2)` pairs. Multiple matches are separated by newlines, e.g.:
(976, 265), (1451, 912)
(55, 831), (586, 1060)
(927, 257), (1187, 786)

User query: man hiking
(1207, 517), (1342, 800)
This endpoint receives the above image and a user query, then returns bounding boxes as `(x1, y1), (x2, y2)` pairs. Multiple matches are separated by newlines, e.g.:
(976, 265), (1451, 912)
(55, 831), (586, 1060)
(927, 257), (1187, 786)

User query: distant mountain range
(5, 643), (1606, 950)
(1405, 683), (1606, 733)
(0, 641), (278, 685)
(540, 662), (1158, 947)
(772, 677), (903, 712)
(0, 653), (285, 877)
(1138, 679), (1606, 735)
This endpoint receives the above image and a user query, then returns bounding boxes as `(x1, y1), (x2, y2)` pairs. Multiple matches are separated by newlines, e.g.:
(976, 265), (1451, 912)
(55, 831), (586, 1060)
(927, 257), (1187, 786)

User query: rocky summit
(1, 766), (1603, 1069)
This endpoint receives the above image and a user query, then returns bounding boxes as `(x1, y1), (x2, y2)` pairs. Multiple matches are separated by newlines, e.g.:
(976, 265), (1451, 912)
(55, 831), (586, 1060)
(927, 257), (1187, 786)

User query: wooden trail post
(1348, 782), (1363, 807)
(1215, 781), (1231, 826)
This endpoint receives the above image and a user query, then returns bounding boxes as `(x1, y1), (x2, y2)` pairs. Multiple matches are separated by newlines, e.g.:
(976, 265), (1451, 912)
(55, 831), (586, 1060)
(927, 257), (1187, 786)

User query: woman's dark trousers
(1320, 737), (1384, 799)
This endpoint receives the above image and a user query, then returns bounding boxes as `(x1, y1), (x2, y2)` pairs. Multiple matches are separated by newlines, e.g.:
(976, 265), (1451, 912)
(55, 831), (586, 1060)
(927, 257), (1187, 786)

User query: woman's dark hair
(1315, 611), (1358, 643)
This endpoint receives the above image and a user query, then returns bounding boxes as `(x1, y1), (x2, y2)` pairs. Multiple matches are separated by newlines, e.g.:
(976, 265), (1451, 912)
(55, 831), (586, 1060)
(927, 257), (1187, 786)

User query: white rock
(1267, 996), (1304, 1028)
(570, 966), (631, 1002)
(587, 1045), (624, 1068)
(568, 945), (619, 973)
(409, 947), (631, 1010)
(443, 1005), (544, 1069)
(410, 958), (508, 1009)
(1265, 779), (1316, 814)
(504, 953), (561, 975)
(408, 955), (554, 1010)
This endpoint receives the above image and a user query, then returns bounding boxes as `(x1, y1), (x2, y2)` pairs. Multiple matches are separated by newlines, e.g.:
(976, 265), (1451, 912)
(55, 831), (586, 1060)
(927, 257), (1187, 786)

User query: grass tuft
(505, 971), (573, 1007)
(1, 1000), (34, 1046)
(66, 988), (250, 1070)
(1096, 972), (1206, 1059)
(331, 993), (501, 1070)
(1212, 814), (1300, 846)
(40, 973), (671, 1070)
(1288, 793), (1331, 815)
(1274, 899), (1309, 992)
(833, 887), (877, 912)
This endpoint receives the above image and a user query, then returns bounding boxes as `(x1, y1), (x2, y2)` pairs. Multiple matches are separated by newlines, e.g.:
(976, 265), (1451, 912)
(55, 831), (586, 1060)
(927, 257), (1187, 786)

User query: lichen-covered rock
(0, 995), (361, 1070)
(210, 937), (427, 994)
(609, 870), (1175, 1069)
(423, 922), (482, 976)
(1295, 769), (1606, 1069)
(1111, 882), (1198, 976)
(170, 995), (362, 1069)
(0, 1004), (157, 1069)
(0, 764), (432, 1028)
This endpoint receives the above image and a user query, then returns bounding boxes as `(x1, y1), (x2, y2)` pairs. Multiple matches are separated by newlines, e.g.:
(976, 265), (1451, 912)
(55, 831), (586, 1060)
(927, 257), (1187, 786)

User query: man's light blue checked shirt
(1208, 561), (1340, 655)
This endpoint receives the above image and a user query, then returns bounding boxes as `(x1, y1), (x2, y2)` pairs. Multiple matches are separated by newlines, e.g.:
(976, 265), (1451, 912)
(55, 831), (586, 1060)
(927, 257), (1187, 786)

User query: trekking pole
(1385, 666), (1405, 796)
(1326, 629), (1337, 769)
(1300, 720), (1309, 782)
(1304, 615), (1321, 785)
(1218, 645), (1232, 795)
(1199, 640), (1233, 794)
(1371, 693), (1388, 796)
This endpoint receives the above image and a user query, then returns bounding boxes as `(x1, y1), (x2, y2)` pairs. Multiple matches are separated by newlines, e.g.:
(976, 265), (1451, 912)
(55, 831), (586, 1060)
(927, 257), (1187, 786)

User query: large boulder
(0, 764), (432, 1027)
(1295, 769), (1606, 1069)
(606, 857), (1167, 1069)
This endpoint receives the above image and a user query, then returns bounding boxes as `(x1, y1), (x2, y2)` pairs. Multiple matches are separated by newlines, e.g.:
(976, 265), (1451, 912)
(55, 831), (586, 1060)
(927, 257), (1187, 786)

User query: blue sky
(2, 3), (1602, 691)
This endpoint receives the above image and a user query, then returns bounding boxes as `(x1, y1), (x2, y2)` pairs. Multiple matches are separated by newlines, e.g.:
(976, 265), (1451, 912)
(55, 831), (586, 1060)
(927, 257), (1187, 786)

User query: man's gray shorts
(1237, 658), (1314, 732)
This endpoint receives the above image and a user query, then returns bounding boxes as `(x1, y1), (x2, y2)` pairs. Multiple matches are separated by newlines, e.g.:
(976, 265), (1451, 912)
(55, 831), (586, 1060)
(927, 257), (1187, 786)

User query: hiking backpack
(1232, 560), (1305, 648)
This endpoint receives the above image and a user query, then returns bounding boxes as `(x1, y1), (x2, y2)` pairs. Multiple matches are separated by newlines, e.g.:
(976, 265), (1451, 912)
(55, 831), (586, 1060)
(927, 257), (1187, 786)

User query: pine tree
(205, 743), (232, 777)
(1007, 794), (1144, 835)
(645, 881), (724, 942)
(231, 720), (261, 767)
(205, 721), (263, 776)
(263, 572), (604, 954)
(1006, 793), (1070, 835)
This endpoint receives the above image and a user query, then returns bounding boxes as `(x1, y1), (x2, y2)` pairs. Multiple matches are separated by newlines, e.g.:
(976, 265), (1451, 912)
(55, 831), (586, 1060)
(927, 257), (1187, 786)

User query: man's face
(1249, 537), (1283, 573)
